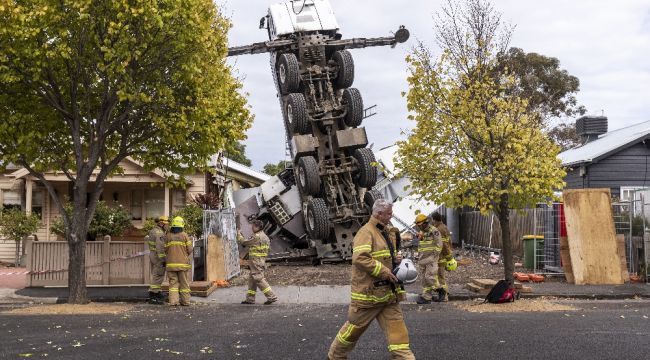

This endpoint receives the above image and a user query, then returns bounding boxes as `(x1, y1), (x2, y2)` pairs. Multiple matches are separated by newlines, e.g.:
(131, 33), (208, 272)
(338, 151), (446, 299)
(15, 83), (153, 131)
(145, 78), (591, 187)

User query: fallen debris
(456, 299), (577, 313)
(6, 303), (133, 315)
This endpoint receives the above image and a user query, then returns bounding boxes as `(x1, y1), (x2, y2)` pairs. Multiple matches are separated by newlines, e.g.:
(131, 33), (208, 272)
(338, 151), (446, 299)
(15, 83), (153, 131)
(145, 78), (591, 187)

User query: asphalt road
(1, 300), (650, 359)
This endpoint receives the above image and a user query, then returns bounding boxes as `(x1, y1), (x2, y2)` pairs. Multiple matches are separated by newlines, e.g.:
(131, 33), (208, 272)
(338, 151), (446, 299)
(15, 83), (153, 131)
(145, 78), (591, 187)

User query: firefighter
(432, 211), (452, 302)
(328, 199), (415, 360)
(414, 213), (443, 304)
(165, 216), (193, 306)
(147, 216), (169, 304)
(237, 220), (278, 305)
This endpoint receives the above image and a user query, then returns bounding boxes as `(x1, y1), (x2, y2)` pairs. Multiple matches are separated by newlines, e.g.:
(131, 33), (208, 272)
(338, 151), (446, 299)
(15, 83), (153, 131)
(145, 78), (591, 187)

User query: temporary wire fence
(203, 209), (240, 280)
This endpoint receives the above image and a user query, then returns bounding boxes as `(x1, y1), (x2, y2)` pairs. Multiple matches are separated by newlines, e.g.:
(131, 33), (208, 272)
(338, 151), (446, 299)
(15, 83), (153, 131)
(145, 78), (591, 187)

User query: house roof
(558, 120), (650, 166)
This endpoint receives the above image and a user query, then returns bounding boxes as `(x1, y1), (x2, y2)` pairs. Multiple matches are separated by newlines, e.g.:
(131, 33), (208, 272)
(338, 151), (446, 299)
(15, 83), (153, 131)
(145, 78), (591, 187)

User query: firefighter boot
(436, 288), (448, 303)
(416, 295), (432, 304)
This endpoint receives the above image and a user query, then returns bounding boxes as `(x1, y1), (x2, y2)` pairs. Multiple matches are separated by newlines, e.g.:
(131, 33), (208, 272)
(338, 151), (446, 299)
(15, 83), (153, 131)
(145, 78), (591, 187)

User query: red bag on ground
(498, 287), (519, 303)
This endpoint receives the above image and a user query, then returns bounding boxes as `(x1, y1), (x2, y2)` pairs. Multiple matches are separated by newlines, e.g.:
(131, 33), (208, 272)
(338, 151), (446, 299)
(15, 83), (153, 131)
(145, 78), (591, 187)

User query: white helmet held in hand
(394, 259), (418, 284)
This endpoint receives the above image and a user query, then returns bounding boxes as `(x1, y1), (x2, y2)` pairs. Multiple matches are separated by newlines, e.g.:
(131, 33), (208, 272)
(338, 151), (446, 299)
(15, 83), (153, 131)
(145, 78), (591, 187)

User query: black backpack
(483, 280), (510, 304)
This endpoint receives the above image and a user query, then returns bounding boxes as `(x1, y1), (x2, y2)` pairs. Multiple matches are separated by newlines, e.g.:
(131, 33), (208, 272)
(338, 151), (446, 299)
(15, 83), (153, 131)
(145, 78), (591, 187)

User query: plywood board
(563, 189), (624, 285)
(471, 278), (497, 289)
(616, 234), (630, 283)
(559, 237), (574, 284)
(206, 235), (226, 282)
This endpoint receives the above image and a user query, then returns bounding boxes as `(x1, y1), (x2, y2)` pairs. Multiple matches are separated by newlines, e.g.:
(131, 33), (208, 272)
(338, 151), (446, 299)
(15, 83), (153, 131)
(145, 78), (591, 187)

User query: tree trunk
(67, 184), (91, 304)
(497, 194), (514, 285)
(14, 240), (20, 268)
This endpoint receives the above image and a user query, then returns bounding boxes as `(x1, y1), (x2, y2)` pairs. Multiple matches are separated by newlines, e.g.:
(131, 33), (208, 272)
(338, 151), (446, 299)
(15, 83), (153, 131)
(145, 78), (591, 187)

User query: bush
(173, 204), (203, 238)
(0, 207), (41, 266)
(51, 201), (132, 240)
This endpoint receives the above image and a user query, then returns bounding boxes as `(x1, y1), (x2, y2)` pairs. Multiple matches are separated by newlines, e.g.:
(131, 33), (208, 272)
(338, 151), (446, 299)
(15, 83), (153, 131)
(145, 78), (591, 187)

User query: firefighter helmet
(394, 259), (418, 284)
(445, 257), (458, 271)
(171, 216), (185, 229)
(157, 216), (169, 224)
(415, 213), (428, 225)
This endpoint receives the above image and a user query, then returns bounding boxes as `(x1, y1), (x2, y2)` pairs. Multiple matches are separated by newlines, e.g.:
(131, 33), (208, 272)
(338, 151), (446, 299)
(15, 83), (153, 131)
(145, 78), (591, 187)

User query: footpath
(1, 282), (649, 305)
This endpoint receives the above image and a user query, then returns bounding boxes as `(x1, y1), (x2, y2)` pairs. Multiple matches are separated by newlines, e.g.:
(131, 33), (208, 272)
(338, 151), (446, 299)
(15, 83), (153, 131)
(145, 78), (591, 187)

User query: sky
(219, 0), (650, 170)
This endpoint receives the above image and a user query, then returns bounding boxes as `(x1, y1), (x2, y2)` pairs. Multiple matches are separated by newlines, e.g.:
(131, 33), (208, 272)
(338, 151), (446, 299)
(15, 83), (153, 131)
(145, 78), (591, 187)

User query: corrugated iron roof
(558, 120), (650, 166)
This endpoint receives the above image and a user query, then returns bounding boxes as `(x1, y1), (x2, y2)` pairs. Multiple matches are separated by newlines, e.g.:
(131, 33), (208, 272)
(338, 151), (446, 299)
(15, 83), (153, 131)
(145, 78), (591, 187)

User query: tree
(0, 208), (40, 267)
(396, 0), (566, 284)
(51, 201), (132, 240)
(227, 142), (253, 167)
(263, 160), (291, 176)
(496, 47), (586, 125)
(548, 121), (582, 151)
(0, 0), (251, 303)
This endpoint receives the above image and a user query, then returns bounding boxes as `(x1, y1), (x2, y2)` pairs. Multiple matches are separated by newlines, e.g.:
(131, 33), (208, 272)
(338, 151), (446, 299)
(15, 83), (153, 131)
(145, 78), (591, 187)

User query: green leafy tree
(396, 0), (566, 284)
(263, 160), (291, 176)
(51, 201), (136, 240)
(227, 142), (253, 167)
(0, 208), (41, 267)
(0, 0), (251, 303)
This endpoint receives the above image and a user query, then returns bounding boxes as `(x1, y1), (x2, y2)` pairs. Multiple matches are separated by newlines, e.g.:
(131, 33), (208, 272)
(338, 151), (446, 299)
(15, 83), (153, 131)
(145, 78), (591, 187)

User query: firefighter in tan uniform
(415, 213), (443, 304)
(164, 216), (193, 306)
(432, 212), (453, 302)
(328, 199), (415, 360)
(147, 216), (168, 304)
(237, 220), (278, 305)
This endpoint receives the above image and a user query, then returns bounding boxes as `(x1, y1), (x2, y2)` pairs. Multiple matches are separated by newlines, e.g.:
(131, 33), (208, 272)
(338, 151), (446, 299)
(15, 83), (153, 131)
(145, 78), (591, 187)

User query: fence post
(143, 239), (150, 285)
(102, 235), (111, 285)
(24, 236), (34, 287)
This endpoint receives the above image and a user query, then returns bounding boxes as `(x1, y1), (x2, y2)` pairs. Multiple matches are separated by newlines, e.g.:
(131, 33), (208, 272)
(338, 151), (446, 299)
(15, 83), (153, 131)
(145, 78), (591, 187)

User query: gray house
(559, 116), (650, 200)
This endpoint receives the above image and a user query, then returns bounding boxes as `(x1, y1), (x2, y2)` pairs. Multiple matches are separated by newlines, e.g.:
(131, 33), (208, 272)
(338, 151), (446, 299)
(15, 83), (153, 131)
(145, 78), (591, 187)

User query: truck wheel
(297, 156), (321, 196)
(333, 50), (354, 88)
(343, 88), (363, 128)
(353, 148), (377, 188)
(285, 93), (310, 135)
(278, 53), (300, 95)
(306, 198), (330, 240)
(364, 189), (383, 209)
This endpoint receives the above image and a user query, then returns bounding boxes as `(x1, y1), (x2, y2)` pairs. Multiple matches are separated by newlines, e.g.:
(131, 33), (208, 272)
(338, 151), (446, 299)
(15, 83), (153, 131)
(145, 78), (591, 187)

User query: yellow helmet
(415, 213), (428, 225)
(445, 257), (458, 271)
(171, 216), (185, 228)
(157, 216), (169, 224)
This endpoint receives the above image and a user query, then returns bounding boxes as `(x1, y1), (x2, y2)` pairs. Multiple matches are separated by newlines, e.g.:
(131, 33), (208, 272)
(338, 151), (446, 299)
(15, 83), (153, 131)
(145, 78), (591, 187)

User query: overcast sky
(219, 0), (650, 170)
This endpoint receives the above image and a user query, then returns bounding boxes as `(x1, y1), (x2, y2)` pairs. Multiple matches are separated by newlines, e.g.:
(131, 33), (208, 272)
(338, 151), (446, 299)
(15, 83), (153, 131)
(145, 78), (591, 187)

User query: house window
(1, 190), (21, 211)
(32, 190), (44, 220)
(172, 189), (187, 214)
(131, 190), (142, 220)
(621, 187), (645, 202)
(144, 189), (165, 220)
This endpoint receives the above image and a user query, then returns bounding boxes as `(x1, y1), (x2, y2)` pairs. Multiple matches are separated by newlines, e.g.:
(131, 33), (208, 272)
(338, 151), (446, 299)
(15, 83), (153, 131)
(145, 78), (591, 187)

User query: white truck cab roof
(268, 0), (339, 39)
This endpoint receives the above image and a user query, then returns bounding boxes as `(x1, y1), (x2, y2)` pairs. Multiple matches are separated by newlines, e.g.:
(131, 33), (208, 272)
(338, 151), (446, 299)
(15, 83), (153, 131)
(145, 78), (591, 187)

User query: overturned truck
(229, 0), (409, 261)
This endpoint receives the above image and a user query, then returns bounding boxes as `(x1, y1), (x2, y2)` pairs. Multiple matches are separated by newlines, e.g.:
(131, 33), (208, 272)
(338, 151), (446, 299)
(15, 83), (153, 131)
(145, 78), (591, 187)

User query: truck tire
(364, 189), (383, 209)
(333, 50), (354, 88)
(285, 93), (310, 135)
(278, 53), (300, 95)
(343, 88), (363, 128)
(297, 156), (321, 196)
(353, 148), (377, 189)
(306, 198), (330, 240)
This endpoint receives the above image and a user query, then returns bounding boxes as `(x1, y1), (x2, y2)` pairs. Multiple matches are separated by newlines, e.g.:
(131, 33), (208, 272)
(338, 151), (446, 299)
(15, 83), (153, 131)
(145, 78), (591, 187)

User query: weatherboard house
(558, 116), (650, 200)
(0, 157), (269, 263)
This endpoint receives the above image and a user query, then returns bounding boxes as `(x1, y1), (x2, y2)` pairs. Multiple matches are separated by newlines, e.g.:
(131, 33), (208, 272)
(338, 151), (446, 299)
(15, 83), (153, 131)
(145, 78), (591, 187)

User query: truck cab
(265, 0), (340, 40)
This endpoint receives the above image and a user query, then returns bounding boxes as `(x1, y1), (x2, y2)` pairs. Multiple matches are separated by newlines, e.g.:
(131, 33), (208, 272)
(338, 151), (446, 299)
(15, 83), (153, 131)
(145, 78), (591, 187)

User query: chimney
(576, 116), (608, 143)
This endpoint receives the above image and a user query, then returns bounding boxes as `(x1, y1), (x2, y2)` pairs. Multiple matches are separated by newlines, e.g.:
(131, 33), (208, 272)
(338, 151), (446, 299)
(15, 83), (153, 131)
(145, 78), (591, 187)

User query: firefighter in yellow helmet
(328, 199), (415, 360)
(414, 212), (443, 304)
(164, 216), (193, 306)
(147, 216), (169, 304)
(237, 219), (278, 305)
(432, 211), (453, 302)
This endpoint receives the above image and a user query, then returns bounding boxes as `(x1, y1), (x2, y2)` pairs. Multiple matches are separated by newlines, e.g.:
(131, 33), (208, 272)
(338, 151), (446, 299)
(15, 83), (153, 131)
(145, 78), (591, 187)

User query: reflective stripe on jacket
(238, 231), (271, 259)
(437, 223), (453, 262)
(165, 232), (192, 271)
(418, 224), (442, 264)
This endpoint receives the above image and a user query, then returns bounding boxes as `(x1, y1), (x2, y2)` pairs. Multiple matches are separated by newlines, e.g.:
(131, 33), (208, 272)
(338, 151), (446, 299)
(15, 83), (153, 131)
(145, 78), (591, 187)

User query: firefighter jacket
(147, 226), (166, 263)
(418, 224), (442, 265)
(437, 223), (453, 262)
(350, 216), (406, 308)
(164, 231), (192, 272)
(237, 230), (271, 274)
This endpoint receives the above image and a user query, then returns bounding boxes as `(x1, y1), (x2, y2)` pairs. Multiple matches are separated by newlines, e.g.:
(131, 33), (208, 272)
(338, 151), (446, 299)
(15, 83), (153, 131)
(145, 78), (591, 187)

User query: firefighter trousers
(328, 302), (415, 360)
(418, 261), (440, 301)
(245, 271), (277, 303)
(167, 270), (190, 305)
(149, 258), (165, 294)
(436, 261), (448, 291)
